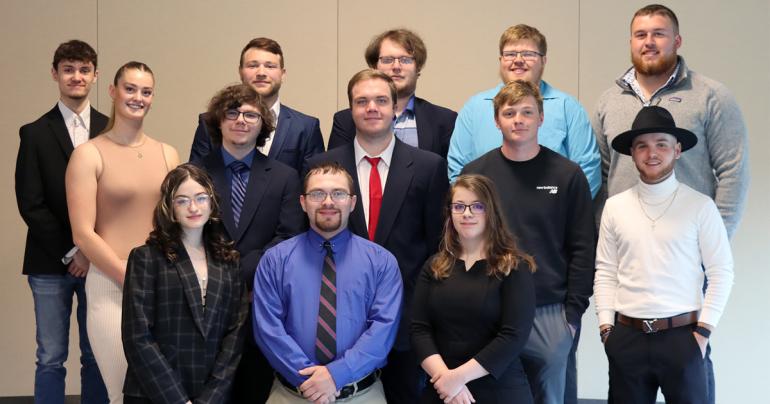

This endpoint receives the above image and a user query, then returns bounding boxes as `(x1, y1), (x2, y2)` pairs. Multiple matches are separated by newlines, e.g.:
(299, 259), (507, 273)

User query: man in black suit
(328, 29), (457, 159)
(193, 83), (305, 403)
(15, 39), (109, 404)
(189, 37), (325, 173)
(307, 69), (449, 403)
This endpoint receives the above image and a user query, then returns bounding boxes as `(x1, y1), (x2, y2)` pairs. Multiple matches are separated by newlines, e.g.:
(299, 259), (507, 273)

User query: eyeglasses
(224, 109), (262, 124)
(305, 190), (352, 203)
(378, 56), (415, 65)
(501, 50), (544, 62)
(173, 194), (211, 209)
(449, 202), (486, 215)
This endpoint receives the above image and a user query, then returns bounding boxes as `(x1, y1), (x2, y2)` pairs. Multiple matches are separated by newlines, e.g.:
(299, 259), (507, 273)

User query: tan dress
(85, 135), (170, 404)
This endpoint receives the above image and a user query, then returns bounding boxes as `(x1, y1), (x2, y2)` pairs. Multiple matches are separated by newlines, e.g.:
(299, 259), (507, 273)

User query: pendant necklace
(637, 185), (679, 230)
(107, 133), (146, 159)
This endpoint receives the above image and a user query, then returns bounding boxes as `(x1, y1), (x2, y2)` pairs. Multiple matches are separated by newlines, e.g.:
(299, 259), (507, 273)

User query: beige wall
(2, 0), (767, 401)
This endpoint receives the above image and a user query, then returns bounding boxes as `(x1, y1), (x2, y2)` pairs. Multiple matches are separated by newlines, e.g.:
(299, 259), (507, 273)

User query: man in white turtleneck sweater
(594, 106), (733, 403)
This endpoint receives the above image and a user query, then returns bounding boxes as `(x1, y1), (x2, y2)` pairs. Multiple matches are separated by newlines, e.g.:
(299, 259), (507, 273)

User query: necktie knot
(229, 160), (249, 175)
(364, 156), (381, 167)
(322, 241), (334, 257)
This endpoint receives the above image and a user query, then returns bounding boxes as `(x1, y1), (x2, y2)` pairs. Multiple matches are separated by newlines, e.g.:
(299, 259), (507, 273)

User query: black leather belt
(277, 369), (380, 400)
(617, 311), (699, 334)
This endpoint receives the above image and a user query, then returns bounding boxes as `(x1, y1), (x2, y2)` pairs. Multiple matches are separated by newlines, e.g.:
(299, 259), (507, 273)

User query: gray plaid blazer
(122, 244), (248, 404)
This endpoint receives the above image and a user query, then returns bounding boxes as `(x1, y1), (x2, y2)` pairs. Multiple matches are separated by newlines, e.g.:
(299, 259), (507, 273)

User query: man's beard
(632, 50), (678, 76)
(314, 210), (342, 233)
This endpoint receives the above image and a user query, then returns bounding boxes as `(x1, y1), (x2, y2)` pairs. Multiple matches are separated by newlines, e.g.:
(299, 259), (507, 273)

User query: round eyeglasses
(173, 193), (211, 209)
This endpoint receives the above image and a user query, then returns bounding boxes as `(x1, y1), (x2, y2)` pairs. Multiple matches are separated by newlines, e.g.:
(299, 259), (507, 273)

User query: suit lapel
(46, 106), (75, 158)
(204, 149), (237, 238)
(338, 146), (367, 238)
(89, 106), (107, 139)
(375, 140), (413, 244)
(201, 255), (224, 336)
(413, 98), (434, 152)
(173, 247), (207, 336)
(268, 105), (290, 160)
(233, 154), (271, 241)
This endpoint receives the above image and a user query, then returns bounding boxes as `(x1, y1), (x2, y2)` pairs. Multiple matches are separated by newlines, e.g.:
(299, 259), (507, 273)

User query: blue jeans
(28, 274), (108, 404)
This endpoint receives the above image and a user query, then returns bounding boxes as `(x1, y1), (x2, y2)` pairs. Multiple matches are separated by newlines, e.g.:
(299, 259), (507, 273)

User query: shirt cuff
(325, 359), (352, 390)
(597, 310), (616, 326)
(61, 246), (79, 265)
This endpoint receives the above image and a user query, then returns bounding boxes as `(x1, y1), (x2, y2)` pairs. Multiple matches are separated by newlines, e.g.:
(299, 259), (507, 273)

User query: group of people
(15, 3), (747, 404)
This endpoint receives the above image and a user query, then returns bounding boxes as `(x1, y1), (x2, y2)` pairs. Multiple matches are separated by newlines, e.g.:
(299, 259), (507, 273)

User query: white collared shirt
(353, 135), (395, 227)
(57, 100), (91, 147)
(258, 98), (282, 156)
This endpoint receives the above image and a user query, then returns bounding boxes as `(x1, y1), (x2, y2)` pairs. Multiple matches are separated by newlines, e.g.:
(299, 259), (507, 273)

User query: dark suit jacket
(122, 244), (248, 404)
(327, 97), (457, 159)
(15, 104), (108, 275)
(189, 104), (325, 174)
(195, 148), (305, 289)
(306, 139), (449, 349)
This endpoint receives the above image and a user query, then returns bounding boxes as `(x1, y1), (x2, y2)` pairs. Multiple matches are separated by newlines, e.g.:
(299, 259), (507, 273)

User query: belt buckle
(642, 319), (658, 334)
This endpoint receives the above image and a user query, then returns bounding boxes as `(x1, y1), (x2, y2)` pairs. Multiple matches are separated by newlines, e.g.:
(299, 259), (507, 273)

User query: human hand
(446, 384), (475, 404)
(693, 332), (708, 358)
(568, 323), (577, 338)
(67, 250), (90, 277)
(431, 368), (466, 401)
(299, 366), (337, 403)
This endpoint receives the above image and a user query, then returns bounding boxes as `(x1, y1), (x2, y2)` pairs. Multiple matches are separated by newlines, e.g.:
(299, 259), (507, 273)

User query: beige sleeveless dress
(85, 135), (170, 404)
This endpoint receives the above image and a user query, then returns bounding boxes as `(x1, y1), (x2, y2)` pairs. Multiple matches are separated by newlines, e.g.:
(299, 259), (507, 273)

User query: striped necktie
(229, 161), (249, 226)
(315, 241), (337, 364)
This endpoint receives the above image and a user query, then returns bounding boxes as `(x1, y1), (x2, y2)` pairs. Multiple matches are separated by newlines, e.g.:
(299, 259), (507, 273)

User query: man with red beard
(592, 5), (749, 403)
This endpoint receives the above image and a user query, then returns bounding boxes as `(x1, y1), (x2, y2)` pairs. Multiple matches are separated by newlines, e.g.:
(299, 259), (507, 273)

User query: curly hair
(430, 174), (535, 280)
(364, 28), (427, 72)
(205, 83), (275, 148)
(147, 164), (239, 263)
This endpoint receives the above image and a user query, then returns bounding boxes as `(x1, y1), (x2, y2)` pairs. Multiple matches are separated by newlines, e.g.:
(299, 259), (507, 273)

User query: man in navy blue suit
(189, 37), (324, 173)
(328, 29), (456, 159)
(307, 69), (449, 403)
(193, 83), (306, 403)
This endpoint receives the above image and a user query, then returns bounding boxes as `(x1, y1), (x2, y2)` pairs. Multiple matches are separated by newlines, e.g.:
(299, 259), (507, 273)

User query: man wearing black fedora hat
(594, 105), (734, 404)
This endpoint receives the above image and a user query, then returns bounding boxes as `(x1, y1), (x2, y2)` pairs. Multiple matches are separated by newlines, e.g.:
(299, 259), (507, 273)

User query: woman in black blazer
(122, 164), (248, 404)
(412, 174), (537, 404)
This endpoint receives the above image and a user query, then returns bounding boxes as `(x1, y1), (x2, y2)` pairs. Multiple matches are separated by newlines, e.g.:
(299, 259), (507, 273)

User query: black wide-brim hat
(611, 106), (698, 156)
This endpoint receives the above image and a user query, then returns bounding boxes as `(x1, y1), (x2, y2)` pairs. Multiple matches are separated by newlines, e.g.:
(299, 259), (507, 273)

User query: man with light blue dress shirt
(447, 24), (600, 199)
(253, 162), (403, 404)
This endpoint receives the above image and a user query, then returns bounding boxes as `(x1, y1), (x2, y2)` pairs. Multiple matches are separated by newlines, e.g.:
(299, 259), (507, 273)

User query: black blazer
(189, 104), (325, 174)
(327, 97), (457, 159)
(195, 148), (306, 289)
(122, 244), (248, 404)
(306, 139), (449, 349)
(15, 105), (108, 275)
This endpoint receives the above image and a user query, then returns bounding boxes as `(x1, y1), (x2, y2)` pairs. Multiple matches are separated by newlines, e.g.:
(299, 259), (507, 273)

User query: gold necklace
(106, 134), (147, 159)
(637, 185), (679, 230)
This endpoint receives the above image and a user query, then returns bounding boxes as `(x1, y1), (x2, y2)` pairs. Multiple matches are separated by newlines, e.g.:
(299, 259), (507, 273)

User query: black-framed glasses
(224, 109), (262, 124)
(378, 56), (415, 65)
(501, 50), (543, 62)
(173, 193), (211, 209)
(449, 202), (486, 215)
(304, 190), (352, 203)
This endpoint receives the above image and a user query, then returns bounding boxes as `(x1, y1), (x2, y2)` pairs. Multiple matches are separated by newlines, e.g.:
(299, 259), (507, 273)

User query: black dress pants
(605, 322), (707, 404)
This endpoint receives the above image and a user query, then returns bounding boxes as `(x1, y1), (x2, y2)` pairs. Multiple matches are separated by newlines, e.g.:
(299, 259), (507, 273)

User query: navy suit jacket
(195, 148), (306, 289)
(306, 139), (449, 349)
(122, 244), (248, 403)
(189, 104), (325, 174)
(15, 105), (108, 275)
(328, 97), (457, 159)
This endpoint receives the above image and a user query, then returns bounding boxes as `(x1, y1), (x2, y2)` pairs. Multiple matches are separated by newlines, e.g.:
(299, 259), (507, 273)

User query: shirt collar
(637, 171), (679, 198)
(353, 133), (396, 168)
(403, 95), (415, 113)
(270, 98), (281, 121)
(57, 100), (91, 131)
(221, 147), (256, 168)
(306, 228), (352, 255)
(622, 60), (681, 104)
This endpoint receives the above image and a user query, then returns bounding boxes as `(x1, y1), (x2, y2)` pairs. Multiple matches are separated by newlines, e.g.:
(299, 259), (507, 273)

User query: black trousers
(380, 348), (426, 404)
(229, 312), (273, 404)
(605, 322), (707, 404)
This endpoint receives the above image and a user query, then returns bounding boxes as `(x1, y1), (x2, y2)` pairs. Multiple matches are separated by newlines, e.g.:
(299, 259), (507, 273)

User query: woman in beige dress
(66, 61), (179, 404)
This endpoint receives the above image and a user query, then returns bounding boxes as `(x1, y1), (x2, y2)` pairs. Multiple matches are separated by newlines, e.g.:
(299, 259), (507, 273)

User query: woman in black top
(412, 174), (536, 404)
(122, 164), (248, 404)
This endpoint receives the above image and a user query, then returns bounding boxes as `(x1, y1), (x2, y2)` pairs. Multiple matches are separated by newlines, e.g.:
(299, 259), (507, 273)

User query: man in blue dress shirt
(253, 162), (403, 404)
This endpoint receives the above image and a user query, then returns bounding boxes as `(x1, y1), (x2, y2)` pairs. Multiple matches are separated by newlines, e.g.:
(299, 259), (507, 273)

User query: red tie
(365, 157), (382, 241)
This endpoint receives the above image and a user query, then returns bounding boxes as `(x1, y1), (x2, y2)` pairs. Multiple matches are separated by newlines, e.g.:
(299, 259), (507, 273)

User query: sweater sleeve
(697, 199), (734, 327)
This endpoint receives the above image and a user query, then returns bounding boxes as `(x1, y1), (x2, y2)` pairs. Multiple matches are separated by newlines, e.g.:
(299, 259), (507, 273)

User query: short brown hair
(364, 29), (427, 72)
(304, 162), (355, 195)
(205, 84), (275, 148)
(346, 69), (397, 107)
(632, 4), (680, 34)
(493, 80), (543, 116)
(239, 37), (284, 68)
(499, 24), (547, 55)
(52, 39), (98, 70)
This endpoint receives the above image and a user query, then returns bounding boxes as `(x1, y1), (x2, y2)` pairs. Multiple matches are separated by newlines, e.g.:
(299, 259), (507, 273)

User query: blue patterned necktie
(229, 160), (249, 226)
